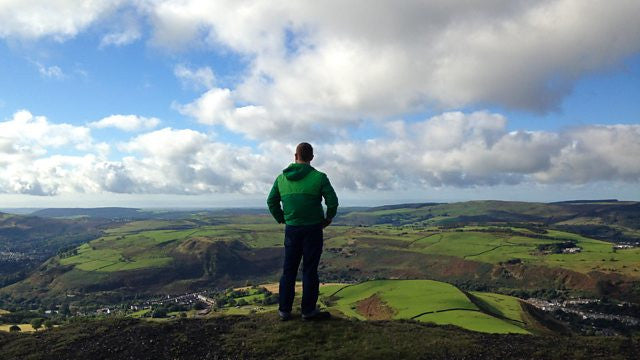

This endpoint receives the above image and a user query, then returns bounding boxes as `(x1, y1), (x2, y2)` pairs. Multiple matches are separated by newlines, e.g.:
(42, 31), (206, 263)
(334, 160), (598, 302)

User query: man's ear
(310, 154), (314, 161)
(294, 153), (298, 160)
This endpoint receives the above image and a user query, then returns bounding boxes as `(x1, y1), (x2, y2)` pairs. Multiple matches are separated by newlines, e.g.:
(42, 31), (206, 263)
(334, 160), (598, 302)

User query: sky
(0, 0), (639, 208)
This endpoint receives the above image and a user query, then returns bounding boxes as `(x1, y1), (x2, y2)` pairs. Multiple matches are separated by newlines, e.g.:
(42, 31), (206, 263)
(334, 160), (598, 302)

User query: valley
(0, 200), (638, 348)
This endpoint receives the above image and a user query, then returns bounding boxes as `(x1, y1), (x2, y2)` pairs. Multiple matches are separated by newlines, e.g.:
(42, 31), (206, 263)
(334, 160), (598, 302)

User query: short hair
(296, 142), (314, 162)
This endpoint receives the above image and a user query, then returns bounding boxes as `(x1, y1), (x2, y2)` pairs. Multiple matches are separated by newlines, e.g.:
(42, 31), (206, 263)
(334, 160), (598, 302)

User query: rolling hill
(0, 213), (102, 288)
(1, 201), (639, 308)
(319, 279), (534, 334)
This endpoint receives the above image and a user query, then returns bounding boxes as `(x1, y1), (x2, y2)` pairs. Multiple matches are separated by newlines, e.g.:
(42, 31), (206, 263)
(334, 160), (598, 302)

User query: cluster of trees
(150, 304), (191, 318)
(536, 241), (577, 254)
(57, 246), (79, 259)
(214, 287), (278, 308)
(1, 311), (59, 332)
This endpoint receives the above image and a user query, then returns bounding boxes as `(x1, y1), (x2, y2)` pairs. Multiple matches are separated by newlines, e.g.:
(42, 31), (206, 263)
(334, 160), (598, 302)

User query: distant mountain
(336, 200), (640, 239)
(0, 209), (42, 215)
(31, 207), (145, 219)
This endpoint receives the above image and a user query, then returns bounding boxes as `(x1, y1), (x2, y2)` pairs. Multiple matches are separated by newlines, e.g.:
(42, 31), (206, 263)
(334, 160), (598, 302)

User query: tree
(151, 308), (167, 318)
(44, 320), (54, 330)
(192, 302), (207, 311)
(61, 303), (71, 316)
(30, 318), (44, 332)
(9, 325), (21, 332)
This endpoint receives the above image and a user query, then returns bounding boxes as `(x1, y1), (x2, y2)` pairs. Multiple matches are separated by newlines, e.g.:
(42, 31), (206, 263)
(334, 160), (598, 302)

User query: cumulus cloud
(0, 111), (99, 195)
(174, 64), (215, 90)
(0, 0), (124, 40)
(89, 115), (160, 132)
(99, 7), (142, 47)
(1, 1), (639, 197)
(141, 0), (640, 141)
(1, 110), (638, 197)
(2, 1), (638, 139)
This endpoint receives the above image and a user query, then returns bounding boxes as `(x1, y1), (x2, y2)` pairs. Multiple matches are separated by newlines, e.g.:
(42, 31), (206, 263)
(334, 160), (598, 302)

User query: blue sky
(0, 1), (639, 207)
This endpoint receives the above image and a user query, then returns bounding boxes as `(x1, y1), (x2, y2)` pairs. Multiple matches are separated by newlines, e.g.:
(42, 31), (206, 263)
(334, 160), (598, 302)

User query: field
(58, 223), (284, 273)
(3, 201), (639, 308)
(59, 223), (640, 276)
(0, 324), (35, 332)
(319, 279), (531, 334)
(324, 226), (640, 276)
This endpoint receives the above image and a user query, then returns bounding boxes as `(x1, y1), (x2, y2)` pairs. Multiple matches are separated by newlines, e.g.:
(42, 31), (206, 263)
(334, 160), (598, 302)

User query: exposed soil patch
(356, 293), (396, 320)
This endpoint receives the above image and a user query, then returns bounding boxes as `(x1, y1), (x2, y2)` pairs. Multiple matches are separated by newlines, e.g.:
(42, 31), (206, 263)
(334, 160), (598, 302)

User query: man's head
(295, 142), (314, 163)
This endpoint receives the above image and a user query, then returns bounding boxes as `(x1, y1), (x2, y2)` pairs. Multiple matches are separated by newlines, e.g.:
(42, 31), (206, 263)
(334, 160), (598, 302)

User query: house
(197, 294), (217, 307)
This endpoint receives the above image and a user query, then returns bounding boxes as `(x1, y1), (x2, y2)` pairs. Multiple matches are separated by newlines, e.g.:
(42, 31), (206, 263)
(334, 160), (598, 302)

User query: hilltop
(0, 315), (638, 360)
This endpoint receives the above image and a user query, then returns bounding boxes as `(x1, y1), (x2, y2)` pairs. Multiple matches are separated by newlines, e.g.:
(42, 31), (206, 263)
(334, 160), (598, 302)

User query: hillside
(0, 213), (102, 288)
(335, 200), (640, 242)
(1, 200), (639, 308)
(0, 315), (637, 360)
(319, 280), (535, 334)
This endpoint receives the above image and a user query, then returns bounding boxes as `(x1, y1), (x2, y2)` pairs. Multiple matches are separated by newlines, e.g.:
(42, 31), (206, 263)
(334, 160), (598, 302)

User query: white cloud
(89, 115), (160, 132)
(0, 110), (92, 151)
(100, 28), (140, 47)
(176, 86), (354, 141)
(2, 110), (638, 197)
(99, 8), (142, 48)
(174, 64), (215, 90)
(2, 1), (638, 140)
(34, 62), (65, 79)
(148, 0), (640, 140)
(0, 110), (97, 195)
(0, 0), (124, 41)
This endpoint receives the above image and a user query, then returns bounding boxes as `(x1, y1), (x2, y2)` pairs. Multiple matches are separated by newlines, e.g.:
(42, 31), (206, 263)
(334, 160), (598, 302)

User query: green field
(58, 224), (284, 273)
(320, 280), (530, 334)
(329, 226), (640, 276)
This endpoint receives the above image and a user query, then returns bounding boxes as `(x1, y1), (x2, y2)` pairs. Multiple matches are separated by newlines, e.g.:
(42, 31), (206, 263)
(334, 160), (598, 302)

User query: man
(267, 142), (339, 321)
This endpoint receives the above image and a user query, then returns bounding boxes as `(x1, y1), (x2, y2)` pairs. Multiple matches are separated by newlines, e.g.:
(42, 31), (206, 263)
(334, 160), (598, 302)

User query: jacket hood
(282, 163), (313, 181)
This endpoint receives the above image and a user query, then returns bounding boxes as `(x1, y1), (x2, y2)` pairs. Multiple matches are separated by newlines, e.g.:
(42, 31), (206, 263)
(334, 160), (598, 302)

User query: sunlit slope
(2, 221), (286, 297)
(59, 223), (284, 273)
(320, 280), (531, 334)
(324, 226), (640, 276)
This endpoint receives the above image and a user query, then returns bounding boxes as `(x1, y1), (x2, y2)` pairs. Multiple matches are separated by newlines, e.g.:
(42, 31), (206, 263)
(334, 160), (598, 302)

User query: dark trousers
(278, 223), (324, 315)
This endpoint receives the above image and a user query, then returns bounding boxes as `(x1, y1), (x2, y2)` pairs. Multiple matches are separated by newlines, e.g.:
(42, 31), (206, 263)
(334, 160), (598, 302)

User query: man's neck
(295, 161), (311, 165)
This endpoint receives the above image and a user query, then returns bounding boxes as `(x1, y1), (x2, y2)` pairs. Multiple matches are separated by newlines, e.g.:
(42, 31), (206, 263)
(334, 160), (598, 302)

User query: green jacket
(267, 163), (339, 226)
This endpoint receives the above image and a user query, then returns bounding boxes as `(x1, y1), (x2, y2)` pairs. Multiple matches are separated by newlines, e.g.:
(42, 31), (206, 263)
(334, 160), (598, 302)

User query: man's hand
(322, 218), (332, 228)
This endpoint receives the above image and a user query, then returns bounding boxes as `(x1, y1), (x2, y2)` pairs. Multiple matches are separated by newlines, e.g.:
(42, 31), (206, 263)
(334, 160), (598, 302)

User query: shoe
(301, 308), (331, 321)
(278, 310), (292, 321)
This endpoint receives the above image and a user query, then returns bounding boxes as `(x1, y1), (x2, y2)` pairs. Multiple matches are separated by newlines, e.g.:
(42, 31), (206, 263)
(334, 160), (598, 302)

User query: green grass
(414, 310), (529, 334)
(130, 309), (151, 318)
(363, 227), (640, 276)
(321, 280), (530, 334)
(60, 243), (173, 272)
(58, 223), (285, 274)
(469, 291), (526, 323)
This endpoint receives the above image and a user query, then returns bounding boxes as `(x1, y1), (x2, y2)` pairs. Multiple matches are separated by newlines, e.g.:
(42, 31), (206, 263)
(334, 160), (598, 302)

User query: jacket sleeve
(321, 174), (339, 219)
(266, 178), (285, 223)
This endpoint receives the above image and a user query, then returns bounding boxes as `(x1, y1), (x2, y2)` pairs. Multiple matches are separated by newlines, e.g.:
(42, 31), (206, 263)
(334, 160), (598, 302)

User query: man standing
(267, 142), (339, 321)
